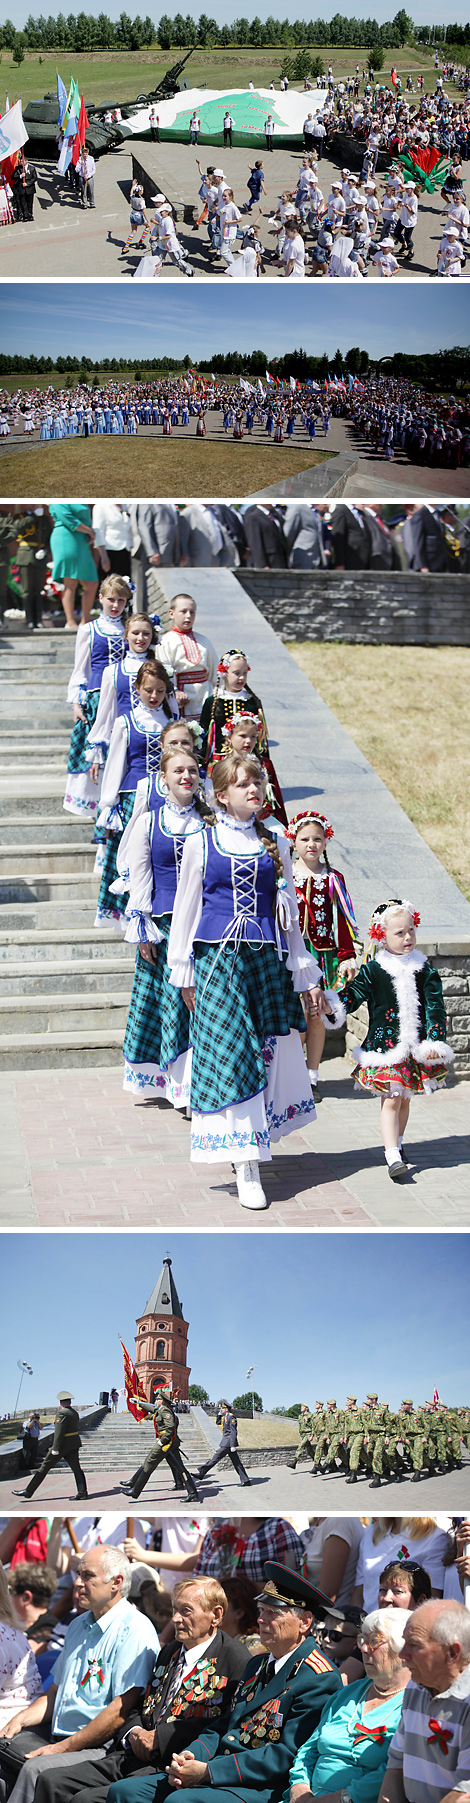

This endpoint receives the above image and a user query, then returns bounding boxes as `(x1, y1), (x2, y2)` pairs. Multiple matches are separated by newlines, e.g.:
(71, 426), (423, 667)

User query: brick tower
(134, 1253), (190, 1402)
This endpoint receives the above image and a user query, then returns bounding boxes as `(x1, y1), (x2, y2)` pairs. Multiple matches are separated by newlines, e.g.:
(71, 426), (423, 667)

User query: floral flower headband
(221, 712), (262, 742)
(217, 648), (250, 675)
(369, 898), (420, 942)
(286, 809), (334, 844)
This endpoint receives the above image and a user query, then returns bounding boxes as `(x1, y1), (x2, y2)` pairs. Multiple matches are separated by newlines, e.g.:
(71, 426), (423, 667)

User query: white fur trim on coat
(353, 947), (452, 1069)
(324, 991), (347, 1030)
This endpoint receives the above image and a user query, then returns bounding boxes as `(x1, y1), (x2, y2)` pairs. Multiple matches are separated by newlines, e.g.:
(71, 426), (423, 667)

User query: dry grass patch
(235, 1417), (299, 1448)
(0, 440), (328, 500)
(289, 642), (470, 904)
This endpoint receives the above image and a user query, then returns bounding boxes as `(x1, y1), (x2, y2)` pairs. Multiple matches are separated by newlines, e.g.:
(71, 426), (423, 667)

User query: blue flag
(56, 71), (68, 128)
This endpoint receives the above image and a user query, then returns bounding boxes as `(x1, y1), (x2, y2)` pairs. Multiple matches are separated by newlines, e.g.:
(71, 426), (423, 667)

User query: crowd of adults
(1, 372), (470, 475)
(0, 1514), (470, 1803)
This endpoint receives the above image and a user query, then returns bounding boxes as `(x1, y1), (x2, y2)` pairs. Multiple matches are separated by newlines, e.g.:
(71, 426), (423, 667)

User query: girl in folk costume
(207, 712), (288, 829)
(122, 743), (207, 1108)
(288, 809), (357, 1097)
(199, 647), (269, 764)
(94, 660), (178, 927)
(325, 898), (454, 1183)
(167, 752), (334, 1212)
(160, 594), (217, 723)
(87, 613), (161, 777)
(115, 719), (203, 898)
(63, 575), (130, 823)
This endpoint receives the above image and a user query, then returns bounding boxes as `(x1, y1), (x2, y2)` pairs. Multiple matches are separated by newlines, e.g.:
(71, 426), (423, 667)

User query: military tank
(22, 93), (123, 156)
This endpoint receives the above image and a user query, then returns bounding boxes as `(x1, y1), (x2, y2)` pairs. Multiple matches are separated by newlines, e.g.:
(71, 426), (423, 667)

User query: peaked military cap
(57, 1390), (74, 1401)
(257, 1562), (343, 1620)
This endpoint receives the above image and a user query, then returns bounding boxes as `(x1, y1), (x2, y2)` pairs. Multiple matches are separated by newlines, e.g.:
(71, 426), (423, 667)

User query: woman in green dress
(49, 504), (98, 629)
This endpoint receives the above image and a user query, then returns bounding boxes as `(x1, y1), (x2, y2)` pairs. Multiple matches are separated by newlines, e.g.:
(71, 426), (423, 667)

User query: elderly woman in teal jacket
(286, 1607), (411, 1803)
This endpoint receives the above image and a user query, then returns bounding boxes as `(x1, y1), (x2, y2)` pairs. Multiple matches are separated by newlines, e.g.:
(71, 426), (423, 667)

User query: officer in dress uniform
(106, 1563), (343, 1803)
(196, 1401), (251, 1487)
(120, 1387), (200, 1503)
(13, 1391), (88, 1500)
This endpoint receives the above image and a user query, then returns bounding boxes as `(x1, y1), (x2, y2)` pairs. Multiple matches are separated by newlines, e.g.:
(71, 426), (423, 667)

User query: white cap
(214, 167), (224, 176)
(380, 236), (395, 247)
(331, 180), (342, 188)
(445, 225), (459, 236)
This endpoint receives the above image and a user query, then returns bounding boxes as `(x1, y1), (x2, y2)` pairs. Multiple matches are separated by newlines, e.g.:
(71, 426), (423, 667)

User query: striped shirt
(387, 1668), (470, 1803)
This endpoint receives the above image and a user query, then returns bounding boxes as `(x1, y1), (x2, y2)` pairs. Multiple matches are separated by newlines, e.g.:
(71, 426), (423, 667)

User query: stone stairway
(79, 1410), (211, 1473)
(0, 631), (134, 1070)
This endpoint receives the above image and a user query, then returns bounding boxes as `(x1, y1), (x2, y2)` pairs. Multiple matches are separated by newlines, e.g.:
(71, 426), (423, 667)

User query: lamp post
(246, 1366), (256, 1420)
(14, 1361), (33, 1417)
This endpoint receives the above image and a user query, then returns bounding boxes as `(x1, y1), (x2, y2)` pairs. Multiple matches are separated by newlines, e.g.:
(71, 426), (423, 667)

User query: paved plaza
(1, 1438), (469, 1511)
(0, 138), (468, 280)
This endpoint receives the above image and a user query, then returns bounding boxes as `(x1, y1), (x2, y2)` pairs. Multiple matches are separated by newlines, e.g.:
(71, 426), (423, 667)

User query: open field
(0, 1412), (55, 1447)
(289, 642), (470, 905)
(0, 439), (329, 497)
(0, 43), (451, 112)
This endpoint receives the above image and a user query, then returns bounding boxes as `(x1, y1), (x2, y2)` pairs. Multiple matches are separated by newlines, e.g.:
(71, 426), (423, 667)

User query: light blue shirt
(51, 1599), (159, 1737)
(287, 1676), (406, 1803)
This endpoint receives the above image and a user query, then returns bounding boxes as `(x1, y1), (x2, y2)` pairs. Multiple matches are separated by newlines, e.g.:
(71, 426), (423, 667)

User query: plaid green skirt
(67, 689), (100, 775)
(305, 934), (339, 989)
(123, 918), (190, 1068)
(190, 939), (304, 1115)
(96, 791), (135, 923)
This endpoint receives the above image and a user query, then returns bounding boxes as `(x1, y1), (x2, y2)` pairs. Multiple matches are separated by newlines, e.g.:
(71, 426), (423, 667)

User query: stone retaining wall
(0, 1406), (108, 1479)
(236, 571), (470, 645)
(344, 940), (470, 1077)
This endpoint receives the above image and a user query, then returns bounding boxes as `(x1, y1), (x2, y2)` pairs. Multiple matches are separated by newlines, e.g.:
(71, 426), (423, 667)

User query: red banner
(119, 1336), (148, 1422)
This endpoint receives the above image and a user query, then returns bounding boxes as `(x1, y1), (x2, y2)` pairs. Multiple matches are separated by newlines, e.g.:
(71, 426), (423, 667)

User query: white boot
(234, 1159), (268, 1210)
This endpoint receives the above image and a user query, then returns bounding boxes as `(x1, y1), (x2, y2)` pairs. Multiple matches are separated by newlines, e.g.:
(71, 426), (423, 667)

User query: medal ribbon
(80, 1663), (104, 1689)
(427, 1719), (452, 1755)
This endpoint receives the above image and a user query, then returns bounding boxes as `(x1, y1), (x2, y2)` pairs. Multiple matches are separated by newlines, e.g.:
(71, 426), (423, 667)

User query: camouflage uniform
(323, 1400), (348, 1470)
(290, 1405), (318, 1469)
(343, 1400), (367, 1480)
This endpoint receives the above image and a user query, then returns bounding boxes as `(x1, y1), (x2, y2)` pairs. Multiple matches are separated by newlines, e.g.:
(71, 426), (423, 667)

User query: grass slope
(0, 439), (329, 497)
(289, 641), (470, 905)
(2, 44), (452, 112)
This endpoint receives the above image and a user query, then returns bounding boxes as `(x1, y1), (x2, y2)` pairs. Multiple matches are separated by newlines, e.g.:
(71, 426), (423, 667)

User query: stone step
(0, 760), (66, 777)
(0, 872), (97, 902)
(0, 958), (134, 996)
(0, 749), (68, 766)
(0, 708), (70, 725)
(0, 900), (99, 928)
(0, 817), (93, 845)
(0, 845), (96, 875)
(0, 727), (69, 741)
(1, 635), (74, 654)
(0, 783), (68, 814)
(0, 928), (132, 962)
(0, 991), (130, 1032)
(0, 1030), (124, 1070)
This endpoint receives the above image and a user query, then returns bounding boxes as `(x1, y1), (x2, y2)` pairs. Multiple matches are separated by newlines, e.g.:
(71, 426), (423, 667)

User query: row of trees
(188, 1385), (264, 1409)
(1, 5), (455, 55)
(1, 347), (469, 387)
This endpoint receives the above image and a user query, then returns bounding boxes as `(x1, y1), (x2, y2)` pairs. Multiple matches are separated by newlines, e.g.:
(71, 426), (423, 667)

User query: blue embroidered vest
(195, 827), (283, 948)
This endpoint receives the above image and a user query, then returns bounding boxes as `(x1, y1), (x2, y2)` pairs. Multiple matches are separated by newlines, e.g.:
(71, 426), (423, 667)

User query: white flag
(0, 99), (29, 162)
(289, 376), (296, 392)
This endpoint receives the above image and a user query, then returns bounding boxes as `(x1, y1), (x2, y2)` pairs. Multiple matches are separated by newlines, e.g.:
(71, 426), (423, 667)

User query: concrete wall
(345, 939), (470, 1076)
(236, 571), (470, 646)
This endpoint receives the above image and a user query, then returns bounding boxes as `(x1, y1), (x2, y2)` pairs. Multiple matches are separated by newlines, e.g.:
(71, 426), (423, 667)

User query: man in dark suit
(196, 1401), (251, 1488)
(106, 1563), (342, 1803)
(327, 504), (372, 569)
(243, 506), (288, 568)
(401, 505), (448, 572)
(130, 507), (180, 608)
(13, 1392), (87, 1500)
(32, 1578), (249, 1803)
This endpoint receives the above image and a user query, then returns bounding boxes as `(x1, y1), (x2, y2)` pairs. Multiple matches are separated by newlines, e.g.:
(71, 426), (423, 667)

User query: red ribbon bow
(352, 1723), (388, 1745)
(427, 1719), (452, 1755)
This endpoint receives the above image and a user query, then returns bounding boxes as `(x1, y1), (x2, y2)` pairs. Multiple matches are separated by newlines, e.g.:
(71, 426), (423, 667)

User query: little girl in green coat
(325, 898), (453, 1183)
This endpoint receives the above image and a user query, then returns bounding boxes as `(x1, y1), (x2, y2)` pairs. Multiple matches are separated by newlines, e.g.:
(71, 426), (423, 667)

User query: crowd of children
(63, 586), (454, 1211)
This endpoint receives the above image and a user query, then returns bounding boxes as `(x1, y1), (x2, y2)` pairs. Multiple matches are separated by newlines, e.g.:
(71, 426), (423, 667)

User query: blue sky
(1, 1235), (469, 1414)
(0, 285), (468, 365)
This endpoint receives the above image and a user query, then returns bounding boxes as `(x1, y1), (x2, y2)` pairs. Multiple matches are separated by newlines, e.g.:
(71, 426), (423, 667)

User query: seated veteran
(287, 1607), (412, 1803)
(105, 1563), (343, 1803)
(29, 1579), (248, 1803)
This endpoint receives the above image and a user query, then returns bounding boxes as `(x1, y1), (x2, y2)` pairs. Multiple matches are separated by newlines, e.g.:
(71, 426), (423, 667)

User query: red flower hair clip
(218, 648), (250, 677)
(369, 918), (387, 943)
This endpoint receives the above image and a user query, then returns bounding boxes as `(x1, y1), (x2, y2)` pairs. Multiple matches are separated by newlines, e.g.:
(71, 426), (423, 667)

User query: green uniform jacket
(328, 948), (452, 1069)
(52, 1404), (82, 1456)
(139, 1398), (180, 1452)
(184, 1637), (341, 1800)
